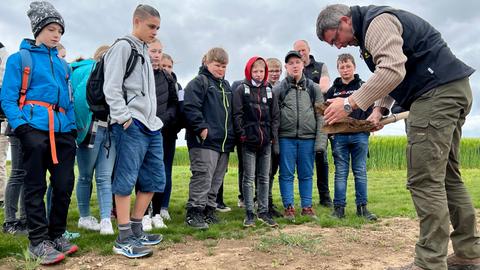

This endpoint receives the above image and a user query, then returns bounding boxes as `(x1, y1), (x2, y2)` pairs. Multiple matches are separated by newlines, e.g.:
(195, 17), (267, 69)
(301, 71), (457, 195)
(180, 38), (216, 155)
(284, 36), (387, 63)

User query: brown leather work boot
(447, 254), (480, 270)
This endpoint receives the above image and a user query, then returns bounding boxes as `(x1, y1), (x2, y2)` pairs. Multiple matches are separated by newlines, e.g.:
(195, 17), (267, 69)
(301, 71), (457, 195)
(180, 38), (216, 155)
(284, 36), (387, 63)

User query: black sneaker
(53, 235), (78, 255)
(319, 194), (333, 208)
(113, 236), (153, 259)
(331, 206), (345, 219)
(268, 204), (283, 218)
(243, 211), (256, 228)
(204, 206), (220, 224)
(356, 205), (377, 221)
(29, 240), (65, 265)
(136, 232), (163, 246)
(185, 207), (209, 230)
(216, 203), (232, 212)
(2, 221), (28, 235)
(258, 212), (278, 228)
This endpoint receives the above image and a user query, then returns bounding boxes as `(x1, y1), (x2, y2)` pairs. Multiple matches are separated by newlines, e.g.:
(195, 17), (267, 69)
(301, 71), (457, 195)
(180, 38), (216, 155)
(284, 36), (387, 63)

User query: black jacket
(233, 80), (279, 151)
(325, 74), (372, 121)
(154, 69), (178, 128)
(183, 66), (235, 153)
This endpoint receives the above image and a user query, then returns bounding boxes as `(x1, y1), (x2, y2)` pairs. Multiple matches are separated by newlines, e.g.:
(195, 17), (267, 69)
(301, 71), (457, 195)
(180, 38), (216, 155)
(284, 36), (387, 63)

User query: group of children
(0, 1), (378, 265)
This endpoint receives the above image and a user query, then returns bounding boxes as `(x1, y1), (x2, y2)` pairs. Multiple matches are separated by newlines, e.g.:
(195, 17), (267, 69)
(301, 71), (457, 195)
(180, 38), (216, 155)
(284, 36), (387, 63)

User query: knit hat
(27, 1), (65, 37)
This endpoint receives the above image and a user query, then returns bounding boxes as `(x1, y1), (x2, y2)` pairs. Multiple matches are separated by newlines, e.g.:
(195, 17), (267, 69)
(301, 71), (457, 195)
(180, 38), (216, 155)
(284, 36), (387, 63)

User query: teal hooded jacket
(70, 59), (95, 144)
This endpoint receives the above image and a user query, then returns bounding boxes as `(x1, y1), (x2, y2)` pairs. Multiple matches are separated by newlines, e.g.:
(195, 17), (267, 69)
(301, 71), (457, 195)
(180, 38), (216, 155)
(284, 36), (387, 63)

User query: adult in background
(316, 4), (479, 270)
(293, 40), (332, 208)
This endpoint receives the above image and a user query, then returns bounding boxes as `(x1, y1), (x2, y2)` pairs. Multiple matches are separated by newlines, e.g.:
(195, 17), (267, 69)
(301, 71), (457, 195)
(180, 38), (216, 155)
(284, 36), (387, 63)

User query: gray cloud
(1, 0), (479, 134)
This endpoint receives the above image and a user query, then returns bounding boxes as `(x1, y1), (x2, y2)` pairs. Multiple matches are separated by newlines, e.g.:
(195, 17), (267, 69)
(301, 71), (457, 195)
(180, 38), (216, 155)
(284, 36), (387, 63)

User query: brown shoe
(301, 207), (316, 217)
(283, 206), (295, 220)
(386, 262), (424, 270)
(447, 254), (480, 269)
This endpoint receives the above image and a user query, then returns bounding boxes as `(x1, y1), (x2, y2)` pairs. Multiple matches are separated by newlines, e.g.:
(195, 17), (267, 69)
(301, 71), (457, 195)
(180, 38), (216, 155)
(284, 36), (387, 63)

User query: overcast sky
(1, 0), (479, 138)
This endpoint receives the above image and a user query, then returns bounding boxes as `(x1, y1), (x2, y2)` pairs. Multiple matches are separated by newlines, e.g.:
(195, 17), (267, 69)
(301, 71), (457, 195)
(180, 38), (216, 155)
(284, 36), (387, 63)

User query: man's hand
(367, 107), (385, 132)
(324, 98), (349, 125)
(200, 128), (208, 140)
(123, 118), (132, 130)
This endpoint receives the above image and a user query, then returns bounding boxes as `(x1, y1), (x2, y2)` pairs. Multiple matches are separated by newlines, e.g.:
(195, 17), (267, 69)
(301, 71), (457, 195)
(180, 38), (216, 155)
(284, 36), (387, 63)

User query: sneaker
(136, 232), (163, 246)
(216, 203), (232, 212)
(258, 212), (279, 228)
(301, 207), (317, 219)
(356, 205), (377, 221)
(237, 198), (245, 208)
(62, 230), (80, 240)
(331, 206), (345, 219)
(100, 219), (114, 235)
(204, 206), (220, 224)
(185, 207), (209, 230)
(159, 208), (171, 221)
(53, 236), (78, 255)
(283, 206), (295, 220)
(142, 215), (153, 232)
(29, 240), (65, 265)
(447, 254), (480, 269)
(113, 236), (153, 259)
(243, 211), (256, 228)
(152, 214), (167, 229)
(78, 216), (100, 231)
(268, 204), (283, 218)
(2, 221), (28, 235)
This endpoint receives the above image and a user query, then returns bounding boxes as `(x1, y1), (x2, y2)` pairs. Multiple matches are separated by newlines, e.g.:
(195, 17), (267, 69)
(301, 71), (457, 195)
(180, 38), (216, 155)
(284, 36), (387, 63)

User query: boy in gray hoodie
(103, 4), (165, 259)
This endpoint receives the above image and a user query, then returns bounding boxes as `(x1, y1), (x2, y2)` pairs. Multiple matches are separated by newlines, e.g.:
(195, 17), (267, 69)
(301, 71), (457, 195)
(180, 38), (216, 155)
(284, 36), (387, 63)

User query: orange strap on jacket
(18, 66), (31, 109)
(24, 101), (65, 165)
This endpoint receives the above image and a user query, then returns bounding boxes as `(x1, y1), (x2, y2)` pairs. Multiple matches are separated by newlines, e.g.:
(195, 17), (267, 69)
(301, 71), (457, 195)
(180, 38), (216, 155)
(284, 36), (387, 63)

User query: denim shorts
(111, 122), (165, 195)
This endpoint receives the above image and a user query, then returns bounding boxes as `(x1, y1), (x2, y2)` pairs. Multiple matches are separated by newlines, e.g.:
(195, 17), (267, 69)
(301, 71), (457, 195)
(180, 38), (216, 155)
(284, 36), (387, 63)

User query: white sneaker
(152, 214), (167, 229)
(142, 215), (153, 232)
(100, 218), (114, 235)
(159, 208), (171, 221)
(78, 216), (100, 231)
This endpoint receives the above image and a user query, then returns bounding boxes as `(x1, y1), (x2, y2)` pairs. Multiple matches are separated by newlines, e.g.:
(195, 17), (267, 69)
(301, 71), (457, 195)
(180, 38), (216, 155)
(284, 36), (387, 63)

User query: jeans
(0, 132), (8, 202)
(315, 150), (330, 199)
(242, 145), (271, 214)
(3, 136), (26, 224)
(76, 126), (116, 220)
(111, 123), (165, 195)
(331, 132), (369, 207)
(278, 138), (315, 208)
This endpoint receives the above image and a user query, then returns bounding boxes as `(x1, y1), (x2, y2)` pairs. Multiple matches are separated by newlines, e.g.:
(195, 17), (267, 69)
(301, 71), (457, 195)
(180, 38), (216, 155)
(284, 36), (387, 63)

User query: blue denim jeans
(278, 138), (315, 208)
(111, 122), (165, 196)
(331, 132), (369, 207)
(76, 126), (116, 220)
(242, 145), (271, 214)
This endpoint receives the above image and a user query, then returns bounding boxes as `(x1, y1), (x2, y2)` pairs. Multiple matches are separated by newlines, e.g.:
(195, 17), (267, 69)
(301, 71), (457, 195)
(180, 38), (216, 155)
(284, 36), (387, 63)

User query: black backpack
(86, 38), (142, 121)
(277, 78), (316, 108)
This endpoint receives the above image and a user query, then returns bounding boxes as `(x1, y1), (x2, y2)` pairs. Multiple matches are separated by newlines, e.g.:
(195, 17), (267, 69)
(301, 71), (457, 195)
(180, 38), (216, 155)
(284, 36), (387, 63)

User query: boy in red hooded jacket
(233, 57), (279, 228)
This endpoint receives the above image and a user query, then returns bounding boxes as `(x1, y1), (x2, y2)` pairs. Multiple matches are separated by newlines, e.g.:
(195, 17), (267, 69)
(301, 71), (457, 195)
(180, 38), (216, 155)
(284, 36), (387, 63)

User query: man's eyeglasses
(329, 24), (341, 47)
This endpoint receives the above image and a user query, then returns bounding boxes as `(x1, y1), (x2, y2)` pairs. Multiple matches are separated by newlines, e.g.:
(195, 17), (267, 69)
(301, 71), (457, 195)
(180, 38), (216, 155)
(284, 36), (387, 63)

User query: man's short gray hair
(316, 4), (351, 41)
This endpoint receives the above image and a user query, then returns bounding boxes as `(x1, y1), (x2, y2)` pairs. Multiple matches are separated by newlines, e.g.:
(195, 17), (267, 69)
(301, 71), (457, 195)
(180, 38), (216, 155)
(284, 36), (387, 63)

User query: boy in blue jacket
(1, 1), (77, 265)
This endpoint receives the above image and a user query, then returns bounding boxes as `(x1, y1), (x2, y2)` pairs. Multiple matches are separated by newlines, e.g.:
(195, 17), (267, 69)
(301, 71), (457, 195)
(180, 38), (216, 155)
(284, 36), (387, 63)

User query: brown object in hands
(315, 102), (409, 134)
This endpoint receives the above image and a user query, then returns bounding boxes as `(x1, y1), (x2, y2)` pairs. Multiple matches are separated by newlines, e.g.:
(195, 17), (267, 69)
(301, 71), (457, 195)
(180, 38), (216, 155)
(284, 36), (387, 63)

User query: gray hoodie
(103, 34), (162, 131)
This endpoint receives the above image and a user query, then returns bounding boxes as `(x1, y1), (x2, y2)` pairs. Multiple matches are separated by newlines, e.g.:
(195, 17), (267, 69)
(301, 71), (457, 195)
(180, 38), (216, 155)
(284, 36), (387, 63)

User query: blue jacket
(1, 39), (75, 132)
(71, 59), (95, 144)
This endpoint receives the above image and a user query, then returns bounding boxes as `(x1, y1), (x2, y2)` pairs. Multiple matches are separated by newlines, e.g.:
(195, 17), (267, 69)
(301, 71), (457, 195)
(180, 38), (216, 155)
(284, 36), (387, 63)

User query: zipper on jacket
(257, 87), (264, 147)
(49, 49), (62, 132)
(295, 85), (299, 138)
(220, 82), (229, 152)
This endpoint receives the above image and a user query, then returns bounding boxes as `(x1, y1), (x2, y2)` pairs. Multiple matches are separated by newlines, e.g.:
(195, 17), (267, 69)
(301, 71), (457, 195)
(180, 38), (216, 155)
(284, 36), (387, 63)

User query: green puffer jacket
(273, 75), (327, 152)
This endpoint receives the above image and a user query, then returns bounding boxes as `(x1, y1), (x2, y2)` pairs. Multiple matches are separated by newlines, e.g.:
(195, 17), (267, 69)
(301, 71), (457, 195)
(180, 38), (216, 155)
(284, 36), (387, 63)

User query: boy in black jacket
(233, 57), (279, 227)
(183, 48), (235, 229)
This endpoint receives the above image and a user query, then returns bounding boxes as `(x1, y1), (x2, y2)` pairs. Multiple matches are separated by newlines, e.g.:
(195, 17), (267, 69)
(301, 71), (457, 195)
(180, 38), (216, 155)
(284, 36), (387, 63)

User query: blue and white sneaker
(137, 232), (163, 246)
(113, 236), (153, 258)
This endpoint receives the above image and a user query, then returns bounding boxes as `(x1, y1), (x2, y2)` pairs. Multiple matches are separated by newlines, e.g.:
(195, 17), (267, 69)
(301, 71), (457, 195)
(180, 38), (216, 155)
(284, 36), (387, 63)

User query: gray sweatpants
(187, 148), (229, 209)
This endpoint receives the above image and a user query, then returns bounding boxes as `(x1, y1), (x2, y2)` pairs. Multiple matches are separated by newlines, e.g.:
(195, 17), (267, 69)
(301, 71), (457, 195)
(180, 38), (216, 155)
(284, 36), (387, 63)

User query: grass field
(0, 136), (479, 267)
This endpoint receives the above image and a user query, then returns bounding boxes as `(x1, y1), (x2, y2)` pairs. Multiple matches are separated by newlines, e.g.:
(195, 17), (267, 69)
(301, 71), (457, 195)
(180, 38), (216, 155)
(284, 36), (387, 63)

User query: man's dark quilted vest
(350, 5), (474, 110)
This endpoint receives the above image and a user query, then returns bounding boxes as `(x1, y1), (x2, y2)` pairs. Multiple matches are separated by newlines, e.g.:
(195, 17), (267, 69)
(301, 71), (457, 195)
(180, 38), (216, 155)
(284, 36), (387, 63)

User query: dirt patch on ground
(3, 217), (469, 270)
